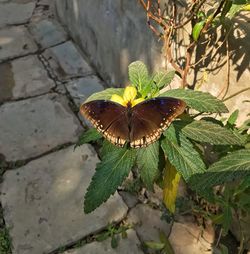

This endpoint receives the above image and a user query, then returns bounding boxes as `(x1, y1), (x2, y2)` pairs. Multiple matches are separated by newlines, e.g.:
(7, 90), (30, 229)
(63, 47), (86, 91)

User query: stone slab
(0, 2), (36, 26)
(0, 93), (82, 161)
(0, 55), (55, 102)
(42, 41), (94, 81)
(66, 75), (104, 107)
(28, 19), (68, 49)
(0, 145), (128, 254)
(0, 26), (38, 62)
(126, 204), (172, 242)
(63, 229), (143, 254)
(169, 222), (212, 254)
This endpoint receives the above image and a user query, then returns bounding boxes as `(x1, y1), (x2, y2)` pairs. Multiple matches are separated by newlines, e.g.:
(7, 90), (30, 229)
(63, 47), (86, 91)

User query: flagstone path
(0, 1), (214, 254)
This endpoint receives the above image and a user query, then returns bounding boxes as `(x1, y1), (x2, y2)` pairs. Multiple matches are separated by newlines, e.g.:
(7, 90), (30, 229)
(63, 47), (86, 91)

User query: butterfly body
(80, 97), (186, 148)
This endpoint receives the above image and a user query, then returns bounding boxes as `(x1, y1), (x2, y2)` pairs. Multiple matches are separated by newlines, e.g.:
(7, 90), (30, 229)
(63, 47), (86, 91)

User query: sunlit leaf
(161, 89), (228, 113)
(163, 162), (181, 213)
(84, 147), (136, 213)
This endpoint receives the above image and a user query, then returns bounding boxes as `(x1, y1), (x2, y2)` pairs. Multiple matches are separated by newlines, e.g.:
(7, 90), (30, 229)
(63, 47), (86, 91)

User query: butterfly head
(110, 86), (144, 108)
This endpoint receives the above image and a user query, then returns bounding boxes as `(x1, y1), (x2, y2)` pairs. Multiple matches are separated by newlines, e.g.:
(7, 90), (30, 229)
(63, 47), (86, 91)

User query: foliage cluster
(77, 61), (250, 229)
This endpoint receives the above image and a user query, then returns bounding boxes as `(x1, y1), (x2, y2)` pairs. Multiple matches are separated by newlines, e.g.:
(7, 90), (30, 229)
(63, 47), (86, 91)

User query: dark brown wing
(129, 97), (186, 148)
(80, 100), (129, 147)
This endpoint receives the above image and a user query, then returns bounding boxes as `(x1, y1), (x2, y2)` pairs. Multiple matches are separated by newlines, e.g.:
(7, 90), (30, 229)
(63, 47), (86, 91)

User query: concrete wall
(55, 0), (250, 124)
(55, 0), (164, 87)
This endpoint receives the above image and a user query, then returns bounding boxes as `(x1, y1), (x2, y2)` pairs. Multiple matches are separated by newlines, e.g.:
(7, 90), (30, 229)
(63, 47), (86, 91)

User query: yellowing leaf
(163, 161), (181, 213)
(110, 86), (144, 107)
(110, 94), (126, 106)
(123, 86), (137, 103)
(132, 97), (144, 106)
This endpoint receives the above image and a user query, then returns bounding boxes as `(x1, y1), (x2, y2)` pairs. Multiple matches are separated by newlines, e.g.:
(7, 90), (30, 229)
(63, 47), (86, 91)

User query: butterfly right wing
(80, 100), (129, 147)
(130, 97), (186, 148)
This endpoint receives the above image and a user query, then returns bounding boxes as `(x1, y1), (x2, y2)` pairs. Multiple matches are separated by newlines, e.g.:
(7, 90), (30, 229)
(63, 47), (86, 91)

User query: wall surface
(55, 0), (250, 124)
(55, 0), (164, 87)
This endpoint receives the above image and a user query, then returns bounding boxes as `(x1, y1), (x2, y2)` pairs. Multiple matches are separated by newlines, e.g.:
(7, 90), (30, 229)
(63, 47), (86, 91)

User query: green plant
(139, 0), (250, 91)
(0, 227), (11, 254)
(95, 223), (130, 249)
(144, 231), (175, 254)
(77, 60), (248, 204)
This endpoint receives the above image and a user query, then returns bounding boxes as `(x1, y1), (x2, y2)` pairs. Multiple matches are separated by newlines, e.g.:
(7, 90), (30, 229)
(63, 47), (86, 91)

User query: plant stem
(222, 87), (250, 102)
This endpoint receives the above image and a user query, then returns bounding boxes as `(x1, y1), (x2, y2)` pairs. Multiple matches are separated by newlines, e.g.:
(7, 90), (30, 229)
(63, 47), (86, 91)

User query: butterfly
(80, 97), (186, 148)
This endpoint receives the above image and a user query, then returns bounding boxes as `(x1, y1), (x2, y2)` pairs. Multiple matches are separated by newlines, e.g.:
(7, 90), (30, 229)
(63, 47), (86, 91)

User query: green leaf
(100, 140), (119, 159)
(153, 70), (175, 89)
(75, 128), (102, 149)
(128, 61), (149, 92)
(96, 232), (110, 242)
(227, 3), (245, 19)
(190, 149), (250, 190)
(182, 120), (245, 145)
(84, 147), (136, 213)
(227, 109), (239, 126)
(159, 231), (175, 254)
(161, 125), (206, 181)
(222, 204), (232, 235)
(136, 142), (160, 190)
(192, 20), (205, 41)
(161, 89), (228, 113)
(85, 88), (125, 102)
(144, 241), (165, 250)
(111, 235), (119, 249)
(217, 243), (229, 254)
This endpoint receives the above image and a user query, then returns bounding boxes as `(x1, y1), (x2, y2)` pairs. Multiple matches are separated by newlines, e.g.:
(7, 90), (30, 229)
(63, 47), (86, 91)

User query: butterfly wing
(80, 100), (129, 146)
(130, 97), (186, 148)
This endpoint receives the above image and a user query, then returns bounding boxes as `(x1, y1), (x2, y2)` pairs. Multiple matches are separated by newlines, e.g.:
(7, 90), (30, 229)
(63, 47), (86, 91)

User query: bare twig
(217, 39), (230, 99)
(222, 87), (250, 102)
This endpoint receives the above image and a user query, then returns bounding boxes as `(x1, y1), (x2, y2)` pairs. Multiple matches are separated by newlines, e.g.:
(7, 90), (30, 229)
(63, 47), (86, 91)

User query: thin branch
(220, 39), (230, 99)
(174, 0), (207, 29)
(222, 87), (250, 102)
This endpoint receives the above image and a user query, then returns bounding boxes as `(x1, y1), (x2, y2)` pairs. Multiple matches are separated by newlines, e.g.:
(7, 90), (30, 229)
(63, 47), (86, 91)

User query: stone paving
(0, 1), (214, 254)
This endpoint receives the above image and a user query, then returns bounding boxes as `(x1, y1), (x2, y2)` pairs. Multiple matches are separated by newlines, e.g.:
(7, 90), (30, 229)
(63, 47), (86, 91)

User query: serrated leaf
(75, 129), (102, 149)
(84, 147), (136, 213)
(182, 120), (245, 145)
(100, 140), (118, 159)
(190, 149), (250, 191)
(192, 21), (205, 41)
(128, 61), (149, 92)
(154, 71), (175, 89)
(85, 88), (125, 102)
(163, 162), (181, 213)
(136, 142), (160, 190)
(161, 125), (206, 181)
(161, 89), (228, 113)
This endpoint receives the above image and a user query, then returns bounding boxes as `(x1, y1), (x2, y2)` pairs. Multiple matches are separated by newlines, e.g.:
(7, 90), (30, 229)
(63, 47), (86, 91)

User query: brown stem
(182, 41), (196, 87)
(174, 0), (207, 29)
(222, 87), (250, 102)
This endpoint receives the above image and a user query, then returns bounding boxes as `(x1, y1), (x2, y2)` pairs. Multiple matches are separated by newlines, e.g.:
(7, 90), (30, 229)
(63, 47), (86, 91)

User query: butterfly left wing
(80, 100), (129, 147)
(130, 97), (186, 148)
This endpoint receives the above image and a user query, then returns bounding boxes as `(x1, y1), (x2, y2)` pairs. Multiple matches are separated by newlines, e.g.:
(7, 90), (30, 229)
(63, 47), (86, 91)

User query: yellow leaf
(163, 161), (181, 213)
(110, 94), (126, 106)
(242, 4), (250, 11)
(110, 86), (144, 107)
(123, 86), (137, 103)
(132, 97), (145, 107)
